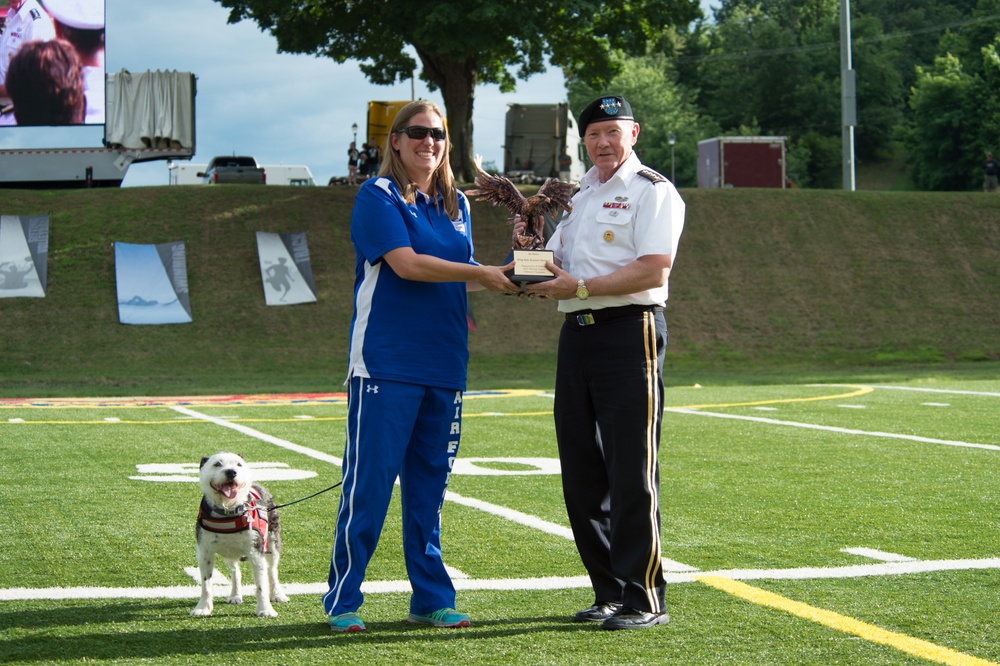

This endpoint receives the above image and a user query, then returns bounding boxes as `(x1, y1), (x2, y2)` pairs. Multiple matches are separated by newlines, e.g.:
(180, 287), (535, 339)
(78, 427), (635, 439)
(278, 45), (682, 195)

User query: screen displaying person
(5, 38), (84, 125)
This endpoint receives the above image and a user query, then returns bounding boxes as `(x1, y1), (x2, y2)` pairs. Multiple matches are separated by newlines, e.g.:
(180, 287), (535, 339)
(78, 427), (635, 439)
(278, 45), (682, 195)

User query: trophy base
(504, 249), (554, 290)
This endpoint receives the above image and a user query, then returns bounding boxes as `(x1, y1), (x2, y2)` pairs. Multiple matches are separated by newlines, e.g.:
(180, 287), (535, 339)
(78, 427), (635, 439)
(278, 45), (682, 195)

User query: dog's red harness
(198, 489), (271, 553)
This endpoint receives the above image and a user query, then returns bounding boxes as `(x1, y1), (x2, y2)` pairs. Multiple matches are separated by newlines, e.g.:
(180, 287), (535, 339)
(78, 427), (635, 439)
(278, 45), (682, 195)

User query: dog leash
(271, 481), (343, 510)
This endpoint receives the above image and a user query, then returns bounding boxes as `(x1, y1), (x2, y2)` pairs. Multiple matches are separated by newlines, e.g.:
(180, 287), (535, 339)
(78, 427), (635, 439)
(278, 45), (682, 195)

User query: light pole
(668, 132), (676, 183)
(840, 0), (856, 190)
(351, 122), (358, 146)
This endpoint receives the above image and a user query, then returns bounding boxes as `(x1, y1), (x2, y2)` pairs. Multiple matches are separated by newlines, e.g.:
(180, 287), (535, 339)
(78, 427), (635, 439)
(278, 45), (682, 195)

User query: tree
(212, 0), (700, 181)
(568, 47), (714, 187)
(905, 54), (979, 190)
(684, 0), (908, 186)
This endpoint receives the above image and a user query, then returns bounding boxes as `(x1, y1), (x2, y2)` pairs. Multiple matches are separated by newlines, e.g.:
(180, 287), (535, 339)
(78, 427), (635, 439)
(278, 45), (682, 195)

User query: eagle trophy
(466, 155), (575, 250)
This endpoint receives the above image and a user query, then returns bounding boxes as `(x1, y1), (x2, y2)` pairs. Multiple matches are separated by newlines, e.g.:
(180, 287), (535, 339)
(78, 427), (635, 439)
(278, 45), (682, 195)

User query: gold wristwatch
(575, 279), (590, 300)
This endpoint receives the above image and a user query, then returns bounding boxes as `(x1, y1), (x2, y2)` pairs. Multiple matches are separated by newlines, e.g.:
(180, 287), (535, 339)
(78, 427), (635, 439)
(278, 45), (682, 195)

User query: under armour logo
(366, 384), (379, 394)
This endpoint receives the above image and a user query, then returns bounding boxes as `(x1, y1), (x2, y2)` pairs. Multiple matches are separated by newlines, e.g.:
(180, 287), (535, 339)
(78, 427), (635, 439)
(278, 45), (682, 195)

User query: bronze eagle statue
(466, 155), (575, 250)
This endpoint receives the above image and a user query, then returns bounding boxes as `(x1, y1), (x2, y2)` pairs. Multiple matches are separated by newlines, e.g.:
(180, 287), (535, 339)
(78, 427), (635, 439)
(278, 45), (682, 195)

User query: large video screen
(0, 0), (105, 127)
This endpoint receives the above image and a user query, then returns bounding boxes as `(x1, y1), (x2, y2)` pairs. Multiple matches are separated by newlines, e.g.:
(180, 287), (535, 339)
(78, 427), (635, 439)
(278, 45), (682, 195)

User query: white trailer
(262, 164), (315, 186)
(0, 70), (196, 188)
(168, 162), (207, 185)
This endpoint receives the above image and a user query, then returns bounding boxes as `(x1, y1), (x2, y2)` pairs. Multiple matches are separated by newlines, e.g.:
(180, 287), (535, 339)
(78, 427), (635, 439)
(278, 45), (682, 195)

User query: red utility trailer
(697, 136), (787, 188)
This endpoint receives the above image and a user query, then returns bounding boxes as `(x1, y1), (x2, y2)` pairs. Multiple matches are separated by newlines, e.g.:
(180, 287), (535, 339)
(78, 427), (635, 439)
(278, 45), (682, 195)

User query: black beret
(578, 95), (634, 137)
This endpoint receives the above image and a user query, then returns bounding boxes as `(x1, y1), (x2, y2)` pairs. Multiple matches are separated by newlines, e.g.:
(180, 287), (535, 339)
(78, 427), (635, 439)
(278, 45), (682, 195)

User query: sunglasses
(396, 126), (447, 141)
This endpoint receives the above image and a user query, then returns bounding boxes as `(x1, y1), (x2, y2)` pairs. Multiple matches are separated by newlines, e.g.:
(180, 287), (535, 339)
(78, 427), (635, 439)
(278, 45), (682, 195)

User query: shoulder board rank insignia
(30, 8), (43, 19)
(637, 168), (668, 184)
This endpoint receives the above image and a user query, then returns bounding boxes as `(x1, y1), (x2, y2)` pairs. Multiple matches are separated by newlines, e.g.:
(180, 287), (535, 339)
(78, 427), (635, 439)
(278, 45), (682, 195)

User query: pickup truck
(198, 156), (266, 184)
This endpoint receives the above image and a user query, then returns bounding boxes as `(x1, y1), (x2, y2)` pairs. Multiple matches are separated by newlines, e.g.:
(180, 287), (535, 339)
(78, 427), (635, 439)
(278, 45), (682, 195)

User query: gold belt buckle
(576, 313), (596, 326)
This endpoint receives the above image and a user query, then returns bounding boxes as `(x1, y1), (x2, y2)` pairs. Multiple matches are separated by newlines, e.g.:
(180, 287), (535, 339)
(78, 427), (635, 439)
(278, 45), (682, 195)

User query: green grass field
(2, 374), (998, 665)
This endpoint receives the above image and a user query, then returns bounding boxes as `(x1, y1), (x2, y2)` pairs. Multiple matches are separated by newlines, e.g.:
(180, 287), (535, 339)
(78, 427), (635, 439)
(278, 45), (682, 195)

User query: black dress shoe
(572, 601), (622, 623)
(602, 606), (670, 630)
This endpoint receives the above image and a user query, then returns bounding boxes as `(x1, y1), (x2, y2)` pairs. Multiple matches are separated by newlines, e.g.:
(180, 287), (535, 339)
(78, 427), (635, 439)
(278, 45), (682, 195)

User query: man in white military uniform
(526, 94), (685, 630)
(0, 0), (56, 104)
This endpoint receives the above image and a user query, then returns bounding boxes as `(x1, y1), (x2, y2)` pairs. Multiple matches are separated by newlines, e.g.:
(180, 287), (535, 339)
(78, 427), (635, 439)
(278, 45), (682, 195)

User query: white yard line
(826, 384), (1000, 398)
(445, 491), (698, 573)
(665, 408), (1000, 451)
(169, 406), (342, 466)
(691, 557), (1000, 583)
(841, 547), (918, 562)
(6, 557), (1000, 601)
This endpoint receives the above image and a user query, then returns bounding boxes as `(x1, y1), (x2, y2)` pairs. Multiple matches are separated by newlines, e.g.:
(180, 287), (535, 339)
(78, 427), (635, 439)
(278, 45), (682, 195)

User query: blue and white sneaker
(328, 612), (365, 633)
(406, 608), (471, 628)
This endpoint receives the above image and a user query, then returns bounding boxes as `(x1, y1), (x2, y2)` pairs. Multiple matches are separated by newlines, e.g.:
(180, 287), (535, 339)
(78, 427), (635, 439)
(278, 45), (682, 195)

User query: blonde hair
(379, 100), (459, 219)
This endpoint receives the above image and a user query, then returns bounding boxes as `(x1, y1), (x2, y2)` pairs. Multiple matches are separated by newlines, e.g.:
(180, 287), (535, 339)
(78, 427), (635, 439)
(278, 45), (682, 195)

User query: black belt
(565, 304), (660, 327)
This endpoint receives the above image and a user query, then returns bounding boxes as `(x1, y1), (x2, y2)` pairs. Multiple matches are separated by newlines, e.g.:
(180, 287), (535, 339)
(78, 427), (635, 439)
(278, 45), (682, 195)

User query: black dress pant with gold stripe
(554, 305), (667, 614)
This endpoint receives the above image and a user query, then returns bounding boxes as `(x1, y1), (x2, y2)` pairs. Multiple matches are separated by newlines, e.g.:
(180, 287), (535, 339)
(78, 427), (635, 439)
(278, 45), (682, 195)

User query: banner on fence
(114, 241), (192, 324)
(0, 215), (48, 298)
(255, 231), (317, 306)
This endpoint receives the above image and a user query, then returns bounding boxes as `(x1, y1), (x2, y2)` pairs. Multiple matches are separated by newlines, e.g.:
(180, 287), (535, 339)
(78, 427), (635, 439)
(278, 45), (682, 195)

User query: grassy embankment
(1, 185), (997, 396)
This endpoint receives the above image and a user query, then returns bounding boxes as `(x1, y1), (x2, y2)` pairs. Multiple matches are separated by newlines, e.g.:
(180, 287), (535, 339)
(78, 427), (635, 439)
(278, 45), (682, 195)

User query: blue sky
(0, 1), (714, 187)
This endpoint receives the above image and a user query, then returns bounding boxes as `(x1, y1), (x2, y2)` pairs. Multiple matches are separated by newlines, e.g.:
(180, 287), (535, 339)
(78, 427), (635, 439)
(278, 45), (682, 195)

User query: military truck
(503, 103), (587, 184)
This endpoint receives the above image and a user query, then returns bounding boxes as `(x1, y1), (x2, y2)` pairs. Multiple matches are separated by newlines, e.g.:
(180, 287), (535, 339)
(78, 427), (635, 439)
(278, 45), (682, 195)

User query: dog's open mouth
(212, 481), (242, 500)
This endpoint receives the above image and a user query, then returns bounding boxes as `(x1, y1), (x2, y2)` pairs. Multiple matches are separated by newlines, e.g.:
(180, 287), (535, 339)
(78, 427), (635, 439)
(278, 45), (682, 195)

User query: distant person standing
(347, 141), (359, 186)
(983, 151), (998, 192)
(44, 0), (105, 124)
(0, 0), (56, 104)
(366, 141), (379, 177)
(357, 143), (368, 180)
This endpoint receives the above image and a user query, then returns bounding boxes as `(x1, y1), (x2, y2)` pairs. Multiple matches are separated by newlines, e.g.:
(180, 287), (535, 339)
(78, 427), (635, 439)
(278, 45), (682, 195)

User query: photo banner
(114, 241), (192, 325)
(255, 231), (317, 306)
(0, 215), (48, 298)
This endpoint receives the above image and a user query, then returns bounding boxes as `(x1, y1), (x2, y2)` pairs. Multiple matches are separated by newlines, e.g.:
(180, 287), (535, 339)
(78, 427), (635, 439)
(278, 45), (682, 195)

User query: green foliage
(687, 0), (909, 186)
(851, 16), (905, 160)
(793, 130), (843, 188)
(566, 48), (712, 186)
(904, 54), (981, 190)
(212, 0), (700, 180)
(978, 36), (1000, 152)
(213, 0), (1000, 189)
(675, 0), (1000, 189)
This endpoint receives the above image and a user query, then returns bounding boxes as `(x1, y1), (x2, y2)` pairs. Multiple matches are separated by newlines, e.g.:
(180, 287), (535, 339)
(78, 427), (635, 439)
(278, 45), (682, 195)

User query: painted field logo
(130, 462), (317, 483)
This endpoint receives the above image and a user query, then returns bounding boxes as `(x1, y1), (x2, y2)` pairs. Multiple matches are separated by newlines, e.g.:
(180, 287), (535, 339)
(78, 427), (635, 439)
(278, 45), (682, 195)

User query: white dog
(190, 452), (289, 617)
